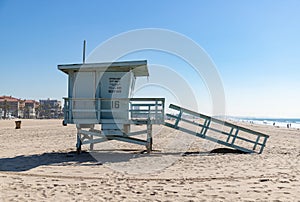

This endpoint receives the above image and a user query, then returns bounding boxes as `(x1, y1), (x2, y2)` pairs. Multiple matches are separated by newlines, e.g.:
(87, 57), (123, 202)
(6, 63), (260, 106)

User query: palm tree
(24, 106), (30, 119)
(35, 105), (41, 119)
(2, 100), (10, 119)
(19, 102), (25, 118)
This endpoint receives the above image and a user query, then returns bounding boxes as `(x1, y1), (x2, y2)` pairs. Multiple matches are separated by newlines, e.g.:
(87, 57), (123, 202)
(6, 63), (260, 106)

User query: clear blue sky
(0, 0), (299, 118)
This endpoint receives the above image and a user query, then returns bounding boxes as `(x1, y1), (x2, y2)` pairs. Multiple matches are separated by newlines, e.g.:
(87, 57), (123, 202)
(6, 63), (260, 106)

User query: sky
(0, 0), (299, 118)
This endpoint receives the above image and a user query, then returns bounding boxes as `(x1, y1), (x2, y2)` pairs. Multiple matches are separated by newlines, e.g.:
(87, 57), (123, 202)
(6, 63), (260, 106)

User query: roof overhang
(58, 60), (149, 77)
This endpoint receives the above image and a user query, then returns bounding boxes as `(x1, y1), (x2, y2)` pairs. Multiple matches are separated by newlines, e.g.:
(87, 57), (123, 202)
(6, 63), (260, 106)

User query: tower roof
(58, 60), (149, 77)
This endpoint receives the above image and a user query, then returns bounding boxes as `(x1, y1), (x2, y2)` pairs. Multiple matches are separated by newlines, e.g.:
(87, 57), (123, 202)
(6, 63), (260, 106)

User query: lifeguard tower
(58, 60), (165, 153)
(59, 60), (269, 155)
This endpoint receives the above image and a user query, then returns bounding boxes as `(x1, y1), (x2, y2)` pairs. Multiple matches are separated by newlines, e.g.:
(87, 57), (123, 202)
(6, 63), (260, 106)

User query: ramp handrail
(165, 104), (269, 154)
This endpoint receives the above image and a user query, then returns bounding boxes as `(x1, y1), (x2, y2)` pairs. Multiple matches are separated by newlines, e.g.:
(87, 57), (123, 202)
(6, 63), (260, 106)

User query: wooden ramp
(165, 104), (269, 154)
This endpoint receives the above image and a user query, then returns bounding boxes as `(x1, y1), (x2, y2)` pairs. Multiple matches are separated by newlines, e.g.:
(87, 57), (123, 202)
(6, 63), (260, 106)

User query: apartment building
(23, 100), (40, 119)
(0, 96), (24, 118)
(39, 99), (62, 118)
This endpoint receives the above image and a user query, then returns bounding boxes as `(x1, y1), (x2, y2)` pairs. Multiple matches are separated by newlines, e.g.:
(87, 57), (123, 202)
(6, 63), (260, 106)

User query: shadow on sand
(0, 148), (245, 172)
(0, 151), (97, 172)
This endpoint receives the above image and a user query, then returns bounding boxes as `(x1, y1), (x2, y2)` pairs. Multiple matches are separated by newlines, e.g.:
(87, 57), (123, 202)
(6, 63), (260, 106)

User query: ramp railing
(165, 104), (269, 154)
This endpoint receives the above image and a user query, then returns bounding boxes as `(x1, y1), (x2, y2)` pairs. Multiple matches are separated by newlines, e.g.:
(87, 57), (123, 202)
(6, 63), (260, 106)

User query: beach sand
(0, 119), (299, 201)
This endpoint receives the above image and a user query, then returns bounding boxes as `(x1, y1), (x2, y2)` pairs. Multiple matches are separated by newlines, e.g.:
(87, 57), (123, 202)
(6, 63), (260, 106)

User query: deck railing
(63, 97), (165, 124)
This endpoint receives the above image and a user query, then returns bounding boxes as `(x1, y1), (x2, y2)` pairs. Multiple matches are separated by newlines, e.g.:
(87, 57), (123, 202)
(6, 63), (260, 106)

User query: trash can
(15, 121), (21, 129)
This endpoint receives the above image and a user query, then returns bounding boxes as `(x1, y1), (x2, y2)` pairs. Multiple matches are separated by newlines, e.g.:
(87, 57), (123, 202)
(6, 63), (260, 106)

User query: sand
(0, 119), (299, 201)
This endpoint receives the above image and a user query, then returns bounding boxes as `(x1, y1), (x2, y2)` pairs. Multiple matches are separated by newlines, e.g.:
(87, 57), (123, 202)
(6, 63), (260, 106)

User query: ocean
(231, 117), (300, 129)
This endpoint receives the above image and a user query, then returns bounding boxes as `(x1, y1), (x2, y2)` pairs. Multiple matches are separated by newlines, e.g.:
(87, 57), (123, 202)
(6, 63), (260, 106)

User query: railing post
(200, 119), (207, 135)
(69, 98), (73, 122)
(162, 99), (165, 121)
(148, 105), (151, 120)
(128, 99), (131, 121)
(174, 109), (182, 128)
(259, 136), (268, 154)
(226, 127), (234, 142)
(97, 98), (101, 121)
(63, 98), (67, 121)
(146, 119), (153, 153)
(155, 100), (158, 121)
(203, 119), (211, 136)
(231, 128), (239, 145)
(253, 135), (260, 151)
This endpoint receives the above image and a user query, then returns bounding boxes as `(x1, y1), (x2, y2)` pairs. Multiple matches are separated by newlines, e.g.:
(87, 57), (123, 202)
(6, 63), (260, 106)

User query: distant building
(39, 99), (63, 119)
(0, 96), (63, 119)
(0, 96), (24, 118)
(23, 100), (40, 119)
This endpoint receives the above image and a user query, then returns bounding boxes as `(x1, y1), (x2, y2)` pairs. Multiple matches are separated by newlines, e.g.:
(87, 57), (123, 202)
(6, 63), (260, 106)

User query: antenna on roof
(83, 40), (86, 64)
